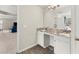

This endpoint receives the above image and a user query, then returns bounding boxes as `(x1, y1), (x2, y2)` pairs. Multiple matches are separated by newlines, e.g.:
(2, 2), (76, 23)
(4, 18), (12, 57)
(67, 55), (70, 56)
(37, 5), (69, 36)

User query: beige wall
(2, 19), (16, 30)
(0, 18), (16, 30)
(0, 5), (17, 15)
(17, 5), (43, 52)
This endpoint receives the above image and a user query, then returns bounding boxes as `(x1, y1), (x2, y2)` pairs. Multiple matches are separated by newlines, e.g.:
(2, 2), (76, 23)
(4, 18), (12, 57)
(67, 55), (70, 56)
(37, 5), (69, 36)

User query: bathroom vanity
(37, 6), (72, 54)
(37, 31), (50, 48)
(37, 28), (71, 54)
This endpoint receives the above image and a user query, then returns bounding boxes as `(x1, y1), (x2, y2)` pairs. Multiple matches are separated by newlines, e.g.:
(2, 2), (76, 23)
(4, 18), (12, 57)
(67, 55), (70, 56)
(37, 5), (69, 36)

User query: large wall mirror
(54, 7), (72, 31)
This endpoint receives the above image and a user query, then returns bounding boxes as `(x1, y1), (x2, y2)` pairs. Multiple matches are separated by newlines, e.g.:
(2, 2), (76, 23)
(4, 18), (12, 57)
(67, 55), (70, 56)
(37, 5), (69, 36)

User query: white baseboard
(16, 43), (37, 53)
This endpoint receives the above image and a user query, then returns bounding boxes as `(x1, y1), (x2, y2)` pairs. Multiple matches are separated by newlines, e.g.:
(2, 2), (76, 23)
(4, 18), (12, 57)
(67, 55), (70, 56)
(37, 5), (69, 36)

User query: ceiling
(38, 5), (48, 9)
(0, 5), (17, 19)
(0, 5), (17, 15)
(39, 5), (72, 15)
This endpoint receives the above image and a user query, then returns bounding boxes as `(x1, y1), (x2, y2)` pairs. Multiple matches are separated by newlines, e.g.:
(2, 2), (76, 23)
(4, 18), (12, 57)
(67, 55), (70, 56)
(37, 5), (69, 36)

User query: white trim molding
(16, 43), (37, 53)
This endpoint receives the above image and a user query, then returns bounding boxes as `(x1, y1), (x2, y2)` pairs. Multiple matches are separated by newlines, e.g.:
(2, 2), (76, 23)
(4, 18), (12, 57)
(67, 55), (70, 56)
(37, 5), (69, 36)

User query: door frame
(71, 5), (76, 54)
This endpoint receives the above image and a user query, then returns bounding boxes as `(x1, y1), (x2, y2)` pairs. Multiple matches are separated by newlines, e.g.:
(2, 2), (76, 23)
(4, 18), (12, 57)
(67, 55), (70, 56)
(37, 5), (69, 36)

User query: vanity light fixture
(48, 5), (60, 10)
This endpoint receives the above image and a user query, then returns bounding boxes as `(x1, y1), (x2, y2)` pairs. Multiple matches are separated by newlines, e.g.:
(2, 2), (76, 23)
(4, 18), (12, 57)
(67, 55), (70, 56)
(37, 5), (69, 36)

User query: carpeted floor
(0, 31), (17, 54)
(20, 45), (54, 54)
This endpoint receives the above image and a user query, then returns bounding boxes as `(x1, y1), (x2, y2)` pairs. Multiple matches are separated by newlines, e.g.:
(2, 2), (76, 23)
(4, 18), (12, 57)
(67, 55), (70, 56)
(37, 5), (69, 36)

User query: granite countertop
(37, 28), (71, 38)
(75, 38), (79, 41)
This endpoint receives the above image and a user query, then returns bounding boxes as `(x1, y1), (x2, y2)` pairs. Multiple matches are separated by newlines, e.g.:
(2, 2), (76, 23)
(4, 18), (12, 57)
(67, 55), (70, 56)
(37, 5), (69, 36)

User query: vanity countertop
(37, 28), (71, 38)
(75, 38), (79, 41)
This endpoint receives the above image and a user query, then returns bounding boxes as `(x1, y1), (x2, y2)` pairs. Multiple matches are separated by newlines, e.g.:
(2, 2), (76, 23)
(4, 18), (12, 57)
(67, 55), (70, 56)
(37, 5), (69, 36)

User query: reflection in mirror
(64, 16), (71, 26)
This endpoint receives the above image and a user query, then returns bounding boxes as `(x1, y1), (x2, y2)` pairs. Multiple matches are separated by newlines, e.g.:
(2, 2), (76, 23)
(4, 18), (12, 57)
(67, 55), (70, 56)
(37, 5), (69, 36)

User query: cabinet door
(37, 31), (44, 47)
(44, 34), (50, 47)
(50, 35), (54, 46)
(54, 35), (70, 54)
